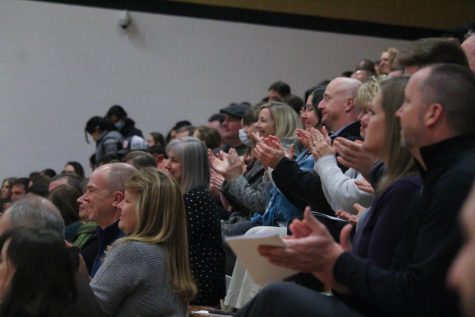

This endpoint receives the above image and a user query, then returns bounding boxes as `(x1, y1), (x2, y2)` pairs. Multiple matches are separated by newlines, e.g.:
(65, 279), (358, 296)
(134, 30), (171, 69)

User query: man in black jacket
(235, 64), (475, 317)
(257, 77), (362, 214)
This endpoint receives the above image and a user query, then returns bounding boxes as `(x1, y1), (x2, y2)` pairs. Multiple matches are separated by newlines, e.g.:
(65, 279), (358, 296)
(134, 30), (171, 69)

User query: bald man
(268, 77), (362, 213)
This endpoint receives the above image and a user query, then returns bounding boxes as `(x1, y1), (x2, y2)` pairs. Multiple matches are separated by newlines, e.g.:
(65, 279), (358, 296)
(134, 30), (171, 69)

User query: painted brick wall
(0, 0), (410, 179)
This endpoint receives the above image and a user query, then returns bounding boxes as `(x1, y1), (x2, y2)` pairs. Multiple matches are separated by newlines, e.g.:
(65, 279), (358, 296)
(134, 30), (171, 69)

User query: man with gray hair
(78, 162), (136, 276)
(0, 194), (64, 236)
(0, 195), (104, 316)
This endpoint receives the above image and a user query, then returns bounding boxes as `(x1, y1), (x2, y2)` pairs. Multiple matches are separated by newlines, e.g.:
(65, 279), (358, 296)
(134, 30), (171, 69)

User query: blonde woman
(91, 168), (196, 317)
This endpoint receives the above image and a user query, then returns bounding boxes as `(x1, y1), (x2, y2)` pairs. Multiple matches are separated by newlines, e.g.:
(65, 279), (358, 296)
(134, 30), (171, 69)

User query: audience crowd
(1, 33), (475, 317)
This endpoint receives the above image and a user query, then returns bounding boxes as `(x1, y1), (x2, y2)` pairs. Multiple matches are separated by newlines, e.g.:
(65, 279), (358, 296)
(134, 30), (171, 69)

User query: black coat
(272, 121), (362, 214)
(334, 135), (475, 317)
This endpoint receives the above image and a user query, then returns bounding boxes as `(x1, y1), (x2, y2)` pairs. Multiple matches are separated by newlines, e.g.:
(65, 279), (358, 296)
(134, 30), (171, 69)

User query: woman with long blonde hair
(91, 168), (196, 317)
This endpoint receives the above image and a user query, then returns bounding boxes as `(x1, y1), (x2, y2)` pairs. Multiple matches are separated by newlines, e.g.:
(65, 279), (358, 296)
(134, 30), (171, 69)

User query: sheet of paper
(225, 234), (297, 284)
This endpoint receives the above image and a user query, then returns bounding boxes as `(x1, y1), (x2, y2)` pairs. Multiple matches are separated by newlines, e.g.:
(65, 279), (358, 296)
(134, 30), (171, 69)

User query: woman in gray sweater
(90, 168), (197, 317)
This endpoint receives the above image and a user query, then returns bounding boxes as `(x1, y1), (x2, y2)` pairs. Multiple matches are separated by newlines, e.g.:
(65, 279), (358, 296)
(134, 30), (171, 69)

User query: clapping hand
(307, 126), (335, 160)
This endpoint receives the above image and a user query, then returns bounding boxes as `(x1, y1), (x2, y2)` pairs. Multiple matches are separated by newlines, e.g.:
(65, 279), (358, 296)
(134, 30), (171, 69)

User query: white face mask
(239, 128), (254, 147)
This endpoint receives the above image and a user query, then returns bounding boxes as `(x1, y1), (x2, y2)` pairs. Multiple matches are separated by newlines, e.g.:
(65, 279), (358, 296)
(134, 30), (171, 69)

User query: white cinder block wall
(0, 0), (410, 179)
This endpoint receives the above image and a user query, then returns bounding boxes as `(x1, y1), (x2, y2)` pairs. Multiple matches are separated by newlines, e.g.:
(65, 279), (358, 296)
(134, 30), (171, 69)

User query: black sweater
(333, 135), (475, 317)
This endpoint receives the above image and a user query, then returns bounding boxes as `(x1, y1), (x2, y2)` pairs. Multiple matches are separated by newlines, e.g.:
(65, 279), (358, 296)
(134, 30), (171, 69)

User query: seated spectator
(146, 131), (165, 148)
(398, 37), (468, 75)
(210, 104), (270, 219)
(122, 150), (157, 169)
(48, 184), (89, 243)
(0, 178), (13, 211)
(166, 120), (192, 143)
(166, 137), (225, 306)
(63, 161), (85, 179)
(77, 163), (136, 276)
(0, 195), (102, 316)
(255, 78), (361, 217)
(85, 116), (124, 164)
(106, 104), (143, 138)
(309, 80), (379, 214)
(218, 102), (251, 156)
(49, 173), (83, 193)
(0, 227), (102, 317)
(378, 47), (399, 75)
(351, 68), (373, 82)
(267, 81), (291, 101)
(283, 94), (304, 114)
(149, 144), (168, 172)
(91, 168), (196, 316)
(208, 113), (225, 137)
(216, 101), (302, 234)
(193, 125), (222, 150)
(9, 178), (29, 202)
(175, 125), (196, 138)
(354, 58), (376, 75)
(40, 168), (57, 178)
(28, 174), (51, 197)
(321, 76), (418, 268)
(235, 63), (475, 317)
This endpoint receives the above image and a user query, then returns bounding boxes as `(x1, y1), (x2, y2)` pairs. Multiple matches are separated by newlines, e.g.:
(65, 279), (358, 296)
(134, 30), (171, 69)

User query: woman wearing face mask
(210, 104), (273, 219)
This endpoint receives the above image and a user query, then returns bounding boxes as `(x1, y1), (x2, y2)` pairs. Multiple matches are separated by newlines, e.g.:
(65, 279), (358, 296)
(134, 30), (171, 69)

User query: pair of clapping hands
(297, 126), (378, 225)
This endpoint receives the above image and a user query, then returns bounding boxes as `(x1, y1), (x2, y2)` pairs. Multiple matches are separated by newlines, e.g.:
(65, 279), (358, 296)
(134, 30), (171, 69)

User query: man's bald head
(95, 162), (136, 193)
(317, 77), (361, 131)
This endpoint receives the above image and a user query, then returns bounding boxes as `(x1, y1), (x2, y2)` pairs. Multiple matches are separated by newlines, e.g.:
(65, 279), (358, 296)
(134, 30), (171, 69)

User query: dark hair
(122, 151), (157, 169)
(208, 113), (225, 123)
(149, 144), (166, 157)
(283, 94), (304, 114)
(40, 168), (57, 178)
(106, 104), (127, 120)
(10, 178), (29, 193)
(310, 86), (325, 124)
(268, 81), (291, 97)
(0, 227), (77, 317)
(48, 185), (81, 226)
(176, 125), (196, 137)
(148, 132), (166, 148)
(341, 70), (353, 77)
(166, 120), (193, 143)
(51, 173), (83, 194)
(398, 37), (468, 68)
(421, 63), (475, 135)
(28, 174), (51, 197)
(84, 116), (115, 143)
(355, 59), (376, 75)
(64, 161), (85, 179)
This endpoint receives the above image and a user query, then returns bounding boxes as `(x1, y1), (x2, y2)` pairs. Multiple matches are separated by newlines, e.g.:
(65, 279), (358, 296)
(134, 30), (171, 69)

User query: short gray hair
(7, 195), (65, 238)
